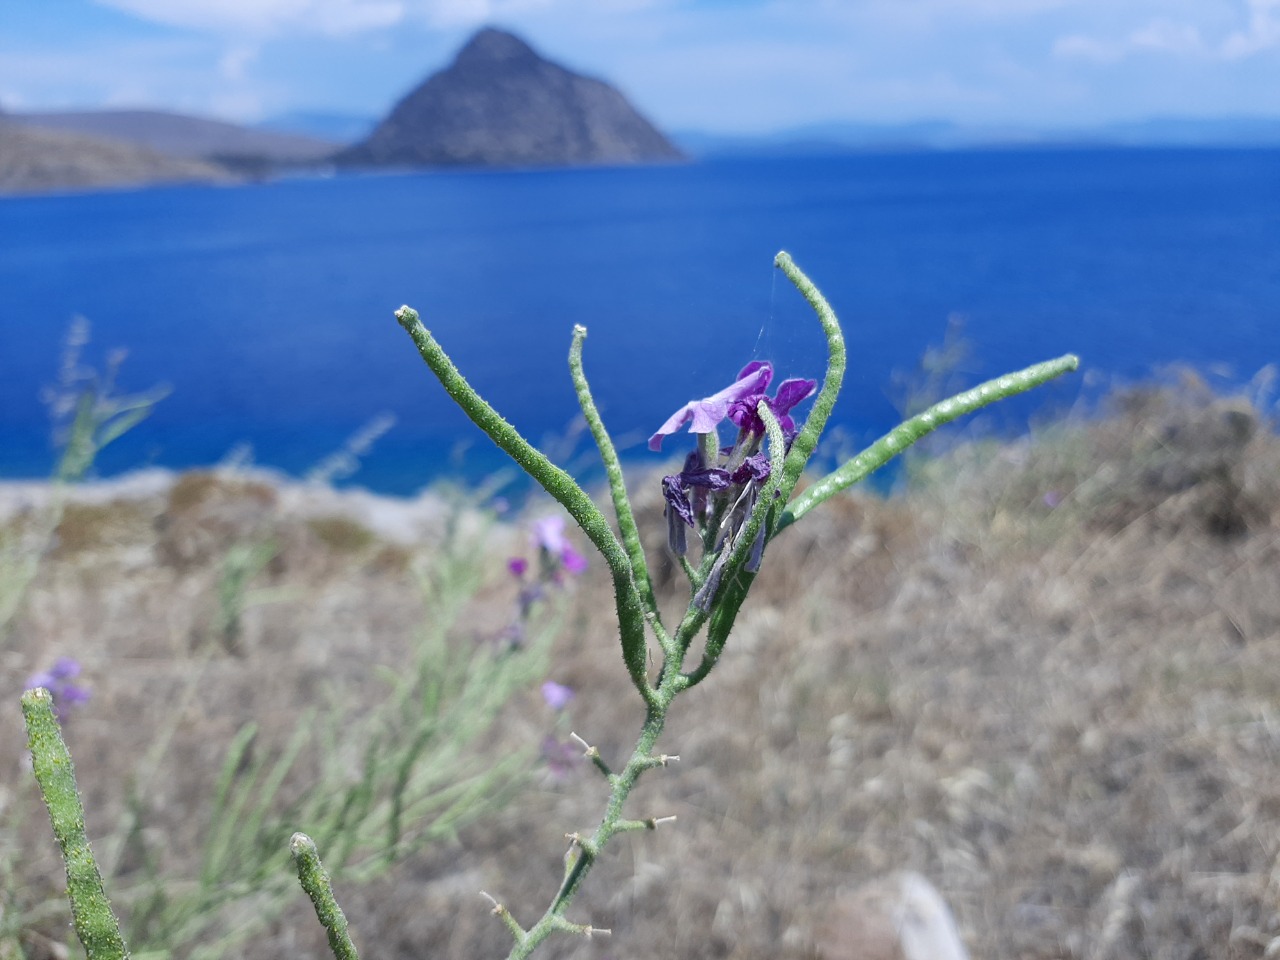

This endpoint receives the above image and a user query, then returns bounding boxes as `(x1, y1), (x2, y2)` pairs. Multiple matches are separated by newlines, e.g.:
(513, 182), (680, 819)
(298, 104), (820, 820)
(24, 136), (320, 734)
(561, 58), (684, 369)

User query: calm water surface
(1, 149), (1277, 493)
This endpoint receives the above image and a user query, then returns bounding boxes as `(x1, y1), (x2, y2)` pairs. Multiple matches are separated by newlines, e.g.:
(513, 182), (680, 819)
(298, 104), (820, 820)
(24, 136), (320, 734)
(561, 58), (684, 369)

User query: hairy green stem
(290, 833), (361, 960)
(778, 353), (1081, 532)
(503, 694), (675, 960)
(22, 688), (131, 960)
(568, 325), (673, 658)
(772, 251), (846, 512)
(395, 306), (654, 704)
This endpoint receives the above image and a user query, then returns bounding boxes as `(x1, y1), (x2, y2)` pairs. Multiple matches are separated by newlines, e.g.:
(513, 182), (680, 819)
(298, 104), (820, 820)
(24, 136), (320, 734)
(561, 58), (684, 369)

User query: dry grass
(5, 377), (1280, 960)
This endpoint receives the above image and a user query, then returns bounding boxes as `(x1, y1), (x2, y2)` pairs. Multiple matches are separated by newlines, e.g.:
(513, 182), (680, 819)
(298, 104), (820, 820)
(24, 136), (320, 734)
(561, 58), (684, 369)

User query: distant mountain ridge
(255, 111), (377, 144)
(0, 121), (232, 194)
(675, 116), (1280, 157)
(337, 27), (683, 169)
(8, 109), (338, 163)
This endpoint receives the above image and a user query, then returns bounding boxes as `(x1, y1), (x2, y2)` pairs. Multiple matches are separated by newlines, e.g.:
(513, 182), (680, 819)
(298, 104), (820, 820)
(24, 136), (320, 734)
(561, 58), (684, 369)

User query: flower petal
(661, 474), (696, 527)
(648, 363), (774, 451)
(532, 515), (567, 554)
(770, 378), (818, 416)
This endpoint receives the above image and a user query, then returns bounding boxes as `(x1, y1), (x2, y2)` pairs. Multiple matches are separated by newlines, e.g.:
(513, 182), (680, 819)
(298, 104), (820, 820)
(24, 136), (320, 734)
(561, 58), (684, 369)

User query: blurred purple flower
(1043, 490), (1063, 509)
(540, 734), (580, 780)
(560, 544), (588, 576)
(648, 361), (773, 451)
(25, 656), (90, 719)
(541, 680), (575, 711)
(507, 556), (529, 577)
(531, 514), (587, 576)
(533, 515), (568, 554)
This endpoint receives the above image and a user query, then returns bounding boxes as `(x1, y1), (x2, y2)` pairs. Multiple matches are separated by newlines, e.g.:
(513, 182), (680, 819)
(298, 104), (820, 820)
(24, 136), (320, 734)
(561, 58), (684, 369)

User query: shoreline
(0, 466), (473, 546)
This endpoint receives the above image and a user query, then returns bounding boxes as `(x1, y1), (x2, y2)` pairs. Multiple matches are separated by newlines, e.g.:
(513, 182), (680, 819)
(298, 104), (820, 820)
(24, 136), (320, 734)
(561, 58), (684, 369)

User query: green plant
(20, 252), (1077, 959)
(0, 319), (166, 642)
(17, 493), (564, 960)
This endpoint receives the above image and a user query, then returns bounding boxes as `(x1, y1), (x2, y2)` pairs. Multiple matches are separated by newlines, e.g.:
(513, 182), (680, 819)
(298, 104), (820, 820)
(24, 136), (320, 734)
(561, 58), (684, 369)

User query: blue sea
(1, 149), (1277, 495)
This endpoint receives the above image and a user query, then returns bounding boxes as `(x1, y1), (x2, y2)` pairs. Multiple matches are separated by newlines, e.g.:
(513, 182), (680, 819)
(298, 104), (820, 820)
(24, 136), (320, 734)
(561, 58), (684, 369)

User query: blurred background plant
(9, 492), (567, 960)
(0, 318), (167, 644)
(3, 328), (583, 959)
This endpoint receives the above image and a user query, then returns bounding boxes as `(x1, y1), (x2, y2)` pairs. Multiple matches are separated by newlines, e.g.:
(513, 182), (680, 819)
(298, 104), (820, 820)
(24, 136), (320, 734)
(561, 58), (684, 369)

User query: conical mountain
(337, 27), (683, 168)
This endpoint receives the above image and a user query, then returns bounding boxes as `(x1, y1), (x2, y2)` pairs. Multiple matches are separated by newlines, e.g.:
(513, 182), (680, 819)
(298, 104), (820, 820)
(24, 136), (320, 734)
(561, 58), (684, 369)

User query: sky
(3, 0), (1280, 135)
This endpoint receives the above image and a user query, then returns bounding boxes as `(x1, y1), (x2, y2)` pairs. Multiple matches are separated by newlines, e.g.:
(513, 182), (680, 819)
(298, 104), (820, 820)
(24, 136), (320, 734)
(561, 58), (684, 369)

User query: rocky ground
(4, 374), (1280, 960)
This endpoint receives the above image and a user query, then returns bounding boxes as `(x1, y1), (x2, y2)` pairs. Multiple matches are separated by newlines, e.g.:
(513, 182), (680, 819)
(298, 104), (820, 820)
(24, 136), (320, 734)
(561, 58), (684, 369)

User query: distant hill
(0, 121), (232, 194)
(8, 109), (338, 165)
(337, 27), (683, 169)
(675, 116), (1280, 158)
(256, 111), (378, 144)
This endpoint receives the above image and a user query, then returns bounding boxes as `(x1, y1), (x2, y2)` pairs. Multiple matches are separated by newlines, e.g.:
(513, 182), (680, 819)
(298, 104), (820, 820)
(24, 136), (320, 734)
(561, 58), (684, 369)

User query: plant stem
(22, 688), (131, 960)
(569, 325), (662, 626)
(502, 680), (682, 960)
(290, 834), (361, 960)
(394, 306), (655, 704)
(777, 353), (1080, 532)
(772, 251), (846, 511)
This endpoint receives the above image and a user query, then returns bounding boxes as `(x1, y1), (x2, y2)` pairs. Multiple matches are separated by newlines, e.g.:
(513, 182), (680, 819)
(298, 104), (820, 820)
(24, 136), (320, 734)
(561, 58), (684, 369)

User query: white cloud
(1130, 19), (1204, 55)
(218, 44), (259, 81)
(90, 0), (644, 36)
(1055, 0), (1280, 63)
(93, 0), (407, 36)
(1221, 0), (1280, 58)
(1052, 33), (1120, 62)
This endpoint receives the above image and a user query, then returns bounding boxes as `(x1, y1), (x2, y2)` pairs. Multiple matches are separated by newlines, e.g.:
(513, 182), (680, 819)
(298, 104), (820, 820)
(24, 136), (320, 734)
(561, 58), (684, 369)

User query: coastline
(0, 466), (490, 547)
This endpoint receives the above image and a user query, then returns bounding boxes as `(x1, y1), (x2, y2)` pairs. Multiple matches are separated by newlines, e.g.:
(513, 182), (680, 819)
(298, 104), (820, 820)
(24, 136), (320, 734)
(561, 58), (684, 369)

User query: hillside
(9, 109), (338, 164)
(0, 121), (232, 194)
(337, 27), (684, 169)
(5, 378), (1280, 959)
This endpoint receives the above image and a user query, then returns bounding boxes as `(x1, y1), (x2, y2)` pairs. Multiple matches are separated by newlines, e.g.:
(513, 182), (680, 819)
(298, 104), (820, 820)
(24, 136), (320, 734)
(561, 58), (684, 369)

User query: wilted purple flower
(541, 680), (575, 711)
(649, 361), (774, 451)
(661, 449), (776, 559)
(661, 452), (738, 556)
(25, 656), (90, 719)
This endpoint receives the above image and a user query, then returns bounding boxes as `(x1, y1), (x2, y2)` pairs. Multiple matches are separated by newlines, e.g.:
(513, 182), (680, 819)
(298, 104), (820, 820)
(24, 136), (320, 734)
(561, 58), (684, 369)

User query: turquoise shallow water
(1, 149), (1277, 494)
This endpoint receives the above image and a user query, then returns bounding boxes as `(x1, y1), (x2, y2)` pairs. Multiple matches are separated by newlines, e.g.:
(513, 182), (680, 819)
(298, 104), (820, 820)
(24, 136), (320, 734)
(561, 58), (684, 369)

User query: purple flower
(507, 556), (529, 578)
(728, 375), (818, 442)
(541, 680), (575, 711)
(648, 361), (774, 451)
(532, 515), (568, 554)
(25, 656), (90, 719)
(530, 514), (587, 576)
(560, 544), (588, 576)
(651, 358), (814, 606)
